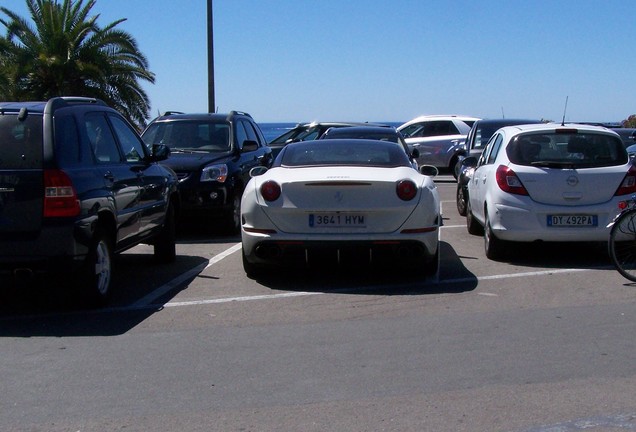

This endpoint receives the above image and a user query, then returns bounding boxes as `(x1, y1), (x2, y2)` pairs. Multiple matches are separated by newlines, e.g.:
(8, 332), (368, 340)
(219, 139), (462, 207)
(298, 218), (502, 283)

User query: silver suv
(398, 115), (479, 173)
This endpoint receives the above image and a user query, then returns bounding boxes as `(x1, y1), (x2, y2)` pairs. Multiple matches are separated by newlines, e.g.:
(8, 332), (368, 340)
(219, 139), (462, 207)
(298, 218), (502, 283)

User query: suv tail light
(615, 164), (636, 196)
(43, 169), (81, 217)
(496, 165), (528, 196)
(396, 179), (417, 201)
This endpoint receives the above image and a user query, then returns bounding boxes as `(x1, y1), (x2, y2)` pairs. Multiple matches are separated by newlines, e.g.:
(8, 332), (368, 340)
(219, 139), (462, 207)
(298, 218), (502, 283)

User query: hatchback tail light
(260, 180), (281, 202)
(396, 179), (417, 201)
(43, 169), (81, 217)
(615, 164), (636, 196)
(496, 165), (528, 196)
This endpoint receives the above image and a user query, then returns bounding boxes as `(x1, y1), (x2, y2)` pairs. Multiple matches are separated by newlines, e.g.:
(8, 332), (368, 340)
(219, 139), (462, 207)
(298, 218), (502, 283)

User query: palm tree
(0, 0), (155, 129)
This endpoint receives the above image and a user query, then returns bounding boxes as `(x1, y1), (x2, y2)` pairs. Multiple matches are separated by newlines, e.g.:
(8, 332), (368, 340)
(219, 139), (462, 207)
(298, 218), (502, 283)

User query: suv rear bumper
(0, 222), (91, 275)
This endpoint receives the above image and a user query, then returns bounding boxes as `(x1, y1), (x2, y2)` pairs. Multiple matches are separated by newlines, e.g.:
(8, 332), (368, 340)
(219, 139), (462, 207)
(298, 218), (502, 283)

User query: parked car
(319, 125), (420, 168)
(0, 97), (180, 305)
(268, 121), (384, 160)
(464, 123), (631, 260)
(141, 111), (272, 233)
(397, 115), (480, 174)
(241, 139), (441, 277)
(455, 119), (543, 215)
(612, 128), (636, 148)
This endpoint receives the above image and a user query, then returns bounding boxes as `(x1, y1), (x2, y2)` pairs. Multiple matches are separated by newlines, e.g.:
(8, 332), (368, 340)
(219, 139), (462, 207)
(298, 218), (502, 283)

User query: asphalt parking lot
(2, 173), (636, 432)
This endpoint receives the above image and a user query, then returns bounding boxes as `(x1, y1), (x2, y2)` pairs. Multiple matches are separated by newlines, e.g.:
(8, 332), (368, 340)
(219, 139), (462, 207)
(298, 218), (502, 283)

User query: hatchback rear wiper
(530, 161), (577, 169)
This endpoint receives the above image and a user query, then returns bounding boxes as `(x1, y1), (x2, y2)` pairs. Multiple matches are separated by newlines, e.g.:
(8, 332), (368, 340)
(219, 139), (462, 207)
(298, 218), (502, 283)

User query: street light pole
(207, 0), (215, 113)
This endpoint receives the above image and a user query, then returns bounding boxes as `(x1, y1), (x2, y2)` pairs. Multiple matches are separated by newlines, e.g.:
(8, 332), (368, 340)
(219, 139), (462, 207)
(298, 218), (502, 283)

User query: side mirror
(249, 166), (268, 177)
(242, 140), (259, 153)
(461, 156), (478, 168)
(419, 165), (438, 177)
(149, 144), (170, 161)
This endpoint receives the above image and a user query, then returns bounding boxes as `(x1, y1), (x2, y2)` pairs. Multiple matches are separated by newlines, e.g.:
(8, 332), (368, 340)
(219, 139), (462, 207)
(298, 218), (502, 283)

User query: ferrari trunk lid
(259, 166), (423, 234)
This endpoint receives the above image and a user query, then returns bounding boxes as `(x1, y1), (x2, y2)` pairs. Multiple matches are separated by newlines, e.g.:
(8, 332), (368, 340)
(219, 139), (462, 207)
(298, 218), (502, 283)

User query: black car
(455, 118), (542, 216)
(318, 125), (420, 169)
(141, 111), (272, 233)
(612, 128), (636, 148)
(0, 97), (180, 305)
(268, 121), (385, 160)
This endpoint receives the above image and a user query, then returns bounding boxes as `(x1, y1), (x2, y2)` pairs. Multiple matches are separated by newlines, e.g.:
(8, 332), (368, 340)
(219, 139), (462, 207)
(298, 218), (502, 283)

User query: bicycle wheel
(609, 209), (636, 282)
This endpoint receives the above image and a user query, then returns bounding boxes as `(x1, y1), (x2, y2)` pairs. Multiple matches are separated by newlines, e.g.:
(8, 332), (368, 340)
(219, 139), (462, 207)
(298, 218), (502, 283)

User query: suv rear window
(507, 132), (627, 168)
(0, 115), (43, 169)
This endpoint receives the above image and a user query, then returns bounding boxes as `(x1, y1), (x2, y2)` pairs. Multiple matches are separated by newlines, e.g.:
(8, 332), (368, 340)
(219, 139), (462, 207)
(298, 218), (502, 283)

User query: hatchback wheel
(466, 199), (483, 235)
(456, 184), (467, 216)
(484, 214), (507, 260)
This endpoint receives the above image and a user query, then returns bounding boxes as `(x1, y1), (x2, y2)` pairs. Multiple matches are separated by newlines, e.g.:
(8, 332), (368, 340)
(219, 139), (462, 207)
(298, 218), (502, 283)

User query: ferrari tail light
(396, 179), (417, 201)
(615, 164), (636, 196)
(495, 165), (528, 196)
(260, 180), (281, 202)
(43, 169), (81, 217)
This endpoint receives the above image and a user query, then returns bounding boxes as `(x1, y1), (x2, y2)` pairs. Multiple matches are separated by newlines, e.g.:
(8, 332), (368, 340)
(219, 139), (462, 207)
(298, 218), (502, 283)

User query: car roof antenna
(561, 96), (569, 126)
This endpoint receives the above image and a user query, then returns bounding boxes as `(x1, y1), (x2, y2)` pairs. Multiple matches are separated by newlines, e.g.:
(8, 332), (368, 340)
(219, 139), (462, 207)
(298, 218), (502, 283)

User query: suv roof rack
(45, 97), (107, 113)
(228, 110), (252, 120)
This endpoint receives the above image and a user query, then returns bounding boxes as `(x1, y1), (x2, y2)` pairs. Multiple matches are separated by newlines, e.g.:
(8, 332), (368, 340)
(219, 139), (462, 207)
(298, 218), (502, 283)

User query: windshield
(279, 140), (411, 168)
(506, 132), (627, 168)
(324, 131), (400, 143)
(269, 126), (320, 144)
(142, 121), (231, 152)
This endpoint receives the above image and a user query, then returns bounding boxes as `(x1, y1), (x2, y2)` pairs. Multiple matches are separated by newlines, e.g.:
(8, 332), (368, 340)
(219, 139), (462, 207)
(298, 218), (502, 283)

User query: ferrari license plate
(309, 213), (366, 228)
(547, 214), (598, 227)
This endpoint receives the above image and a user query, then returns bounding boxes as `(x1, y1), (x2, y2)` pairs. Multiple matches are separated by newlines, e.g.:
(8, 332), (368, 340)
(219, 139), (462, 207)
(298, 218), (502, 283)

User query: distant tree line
(623, 115), (636, 128)
(0, 0), (154, 129)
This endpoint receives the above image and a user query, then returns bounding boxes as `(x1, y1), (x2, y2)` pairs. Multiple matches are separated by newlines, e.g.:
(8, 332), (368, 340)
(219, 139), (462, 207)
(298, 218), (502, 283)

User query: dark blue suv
(141, 111), (272, 233)
(0, 97), (180, 305)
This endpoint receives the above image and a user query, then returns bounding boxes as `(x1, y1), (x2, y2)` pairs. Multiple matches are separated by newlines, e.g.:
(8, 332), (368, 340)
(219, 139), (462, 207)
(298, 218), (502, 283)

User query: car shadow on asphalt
(487, 241), (611, 269)
(0, 251), (210, 338)
(254, 241), (478, 295)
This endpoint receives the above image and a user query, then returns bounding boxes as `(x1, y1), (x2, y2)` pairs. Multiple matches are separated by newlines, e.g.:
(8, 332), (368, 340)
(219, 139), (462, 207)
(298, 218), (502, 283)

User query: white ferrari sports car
(240, 138), (441, 277)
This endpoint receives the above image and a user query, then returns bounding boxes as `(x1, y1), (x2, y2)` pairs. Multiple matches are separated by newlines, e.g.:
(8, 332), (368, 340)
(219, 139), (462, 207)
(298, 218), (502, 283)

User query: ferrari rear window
(280, 140), (411, 168)
(507, 132), (627, 168)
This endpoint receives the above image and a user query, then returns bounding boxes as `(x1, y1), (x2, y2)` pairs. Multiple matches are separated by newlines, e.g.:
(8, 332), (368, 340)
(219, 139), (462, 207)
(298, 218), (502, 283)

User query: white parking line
(157, 267), (596, 309)
(131, 229), (601, 311)
(131, 243), (242, 308)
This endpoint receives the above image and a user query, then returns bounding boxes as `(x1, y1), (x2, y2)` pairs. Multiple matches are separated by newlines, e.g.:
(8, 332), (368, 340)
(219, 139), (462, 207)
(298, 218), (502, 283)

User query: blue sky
(2, 0), (635, 124)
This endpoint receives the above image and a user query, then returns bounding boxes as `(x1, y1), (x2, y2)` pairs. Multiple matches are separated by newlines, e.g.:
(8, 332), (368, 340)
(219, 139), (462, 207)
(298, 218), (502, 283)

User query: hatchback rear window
(507, 132), (627, 168)
(0, 115), (43, 169)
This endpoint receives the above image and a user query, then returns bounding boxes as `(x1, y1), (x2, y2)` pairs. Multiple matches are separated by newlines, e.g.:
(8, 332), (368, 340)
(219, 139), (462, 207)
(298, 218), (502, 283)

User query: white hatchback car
(465, 123), (633, 259)
(398, 115), (480, 173)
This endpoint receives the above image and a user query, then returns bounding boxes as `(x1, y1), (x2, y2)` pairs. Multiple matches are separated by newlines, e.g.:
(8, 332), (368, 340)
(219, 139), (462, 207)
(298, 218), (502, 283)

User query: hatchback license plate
(309, 213), (366, 228)
(547, 215), (598, 227)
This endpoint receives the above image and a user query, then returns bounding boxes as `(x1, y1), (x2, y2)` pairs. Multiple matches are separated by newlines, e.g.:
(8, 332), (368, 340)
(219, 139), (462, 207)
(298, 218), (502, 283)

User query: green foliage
(622, 115), (636, 128)
(0, 0), (155, 129)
